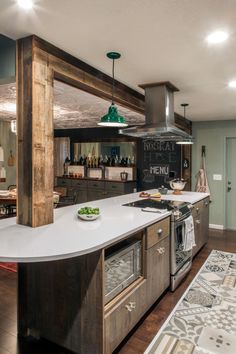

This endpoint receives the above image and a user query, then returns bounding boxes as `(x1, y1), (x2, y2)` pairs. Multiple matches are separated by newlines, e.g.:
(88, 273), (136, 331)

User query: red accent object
(0, 263), (17, 272)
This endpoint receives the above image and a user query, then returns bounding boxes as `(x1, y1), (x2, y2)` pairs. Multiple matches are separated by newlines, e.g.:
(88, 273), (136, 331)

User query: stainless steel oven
(104, 239), (142, 304)
(170, 211), (192, 291)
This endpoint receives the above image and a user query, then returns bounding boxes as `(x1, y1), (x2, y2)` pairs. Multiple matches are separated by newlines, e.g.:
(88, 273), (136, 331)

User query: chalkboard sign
(137, 140), (181, 190)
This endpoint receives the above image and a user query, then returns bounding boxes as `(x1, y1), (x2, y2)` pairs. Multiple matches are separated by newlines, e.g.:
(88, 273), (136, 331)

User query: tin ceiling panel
(0, 80), (144, 129)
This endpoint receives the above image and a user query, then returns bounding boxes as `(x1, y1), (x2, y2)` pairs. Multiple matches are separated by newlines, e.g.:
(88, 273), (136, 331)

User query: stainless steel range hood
(120, 81), (192, 141)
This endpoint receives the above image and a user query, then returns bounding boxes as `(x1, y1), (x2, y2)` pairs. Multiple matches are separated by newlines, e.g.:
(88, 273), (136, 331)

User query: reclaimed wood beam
(17, 36), (54, 227)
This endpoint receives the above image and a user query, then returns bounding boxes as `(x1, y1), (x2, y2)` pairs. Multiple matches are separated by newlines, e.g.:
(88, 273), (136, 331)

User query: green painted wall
(0, 121), (16, 189)
(192, 120), (236, 227)
(0, 34), (16, 84)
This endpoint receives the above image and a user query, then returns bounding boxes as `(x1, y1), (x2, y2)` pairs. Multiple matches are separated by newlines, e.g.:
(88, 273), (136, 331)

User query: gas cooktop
(123, 199), (187, 210)
(123, 199), (191, 216)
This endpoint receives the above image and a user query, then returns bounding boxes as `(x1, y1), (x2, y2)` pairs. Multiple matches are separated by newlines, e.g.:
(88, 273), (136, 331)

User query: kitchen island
(0, 191), (209, 354)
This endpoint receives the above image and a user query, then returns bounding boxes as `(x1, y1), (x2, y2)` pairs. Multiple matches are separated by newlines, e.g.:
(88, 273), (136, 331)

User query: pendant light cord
(112, 58), (115, 105)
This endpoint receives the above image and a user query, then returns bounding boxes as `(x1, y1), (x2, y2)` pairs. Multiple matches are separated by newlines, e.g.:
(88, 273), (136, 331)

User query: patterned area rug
(145, 250), (236, 354)
(0, 263), (17, 272)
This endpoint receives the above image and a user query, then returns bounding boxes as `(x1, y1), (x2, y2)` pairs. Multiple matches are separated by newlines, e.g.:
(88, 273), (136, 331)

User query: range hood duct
(120, 81), (192, 140)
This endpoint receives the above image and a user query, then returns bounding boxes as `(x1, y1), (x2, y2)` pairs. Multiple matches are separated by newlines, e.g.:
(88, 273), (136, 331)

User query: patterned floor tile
(197, 326), (236, 354)
(200, 272), (223, 283)
(184, 289), (217, 308)
(172, 339), (194, 354)
(192, 347), (212, 354)
(148, 334), (177, 354)
(145, 251), (236, 354)
(204, 304), (236, 334)
(222, 275), (236, 287)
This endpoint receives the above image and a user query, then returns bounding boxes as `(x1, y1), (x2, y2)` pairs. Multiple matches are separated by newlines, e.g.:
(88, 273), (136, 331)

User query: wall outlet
(213, 174), (222, 181)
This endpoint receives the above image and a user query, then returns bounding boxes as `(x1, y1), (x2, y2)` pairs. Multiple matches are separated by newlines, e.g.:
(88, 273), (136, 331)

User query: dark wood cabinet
(18, 216), (170, 354)
(146, 236), (170, 305)
(192, 197), (210, 257)
(104, 216), (170, 354)
(56, 177), (136, 204)
(104, 280), (147, 354)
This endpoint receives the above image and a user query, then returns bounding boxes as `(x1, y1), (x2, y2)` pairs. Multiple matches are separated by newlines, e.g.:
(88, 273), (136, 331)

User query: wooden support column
(17, 37), (54, 227)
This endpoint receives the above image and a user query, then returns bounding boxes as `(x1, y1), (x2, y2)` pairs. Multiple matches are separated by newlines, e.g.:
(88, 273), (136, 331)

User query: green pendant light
(98, 52), (128, 127)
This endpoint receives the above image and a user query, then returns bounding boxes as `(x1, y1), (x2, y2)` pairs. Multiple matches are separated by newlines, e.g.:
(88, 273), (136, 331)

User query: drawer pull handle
(157, 228), (163, 236)
(157, 247), (165, 254)
(125, 301), (136, 312)
(125, 304), (132, 312)
(129, 301), (136, 309)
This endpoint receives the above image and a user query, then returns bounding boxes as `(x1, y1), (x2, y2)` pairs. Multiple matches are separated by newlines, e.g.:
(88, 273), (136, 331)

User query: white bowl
(78, 213), (100, 221)
(169, 180), (186, 191)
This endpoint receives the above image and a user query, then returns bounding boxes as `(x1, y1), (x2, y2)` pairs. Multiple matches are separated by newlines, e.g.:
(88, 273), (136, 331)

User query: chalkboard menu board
(137, 140), (181, 190)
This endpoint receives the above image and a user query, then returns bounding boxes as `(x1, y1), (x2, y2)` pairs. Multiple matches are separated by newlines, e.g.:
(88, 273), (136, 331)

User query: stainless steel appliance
(120, 81), (192, 142)
(123, 198), (192, 291)
(105, 239), (142, 304)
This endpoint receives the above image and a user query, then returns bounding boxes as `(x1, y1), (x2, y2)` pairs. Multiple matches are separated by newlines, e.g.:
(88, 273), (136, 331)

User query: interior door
(226, 138), (236, 230)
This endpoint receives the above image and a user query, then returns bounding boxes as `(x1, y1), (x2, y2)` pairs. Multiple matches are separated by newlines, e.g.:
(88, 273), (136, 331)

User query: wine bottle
(115, 155), (119, 166)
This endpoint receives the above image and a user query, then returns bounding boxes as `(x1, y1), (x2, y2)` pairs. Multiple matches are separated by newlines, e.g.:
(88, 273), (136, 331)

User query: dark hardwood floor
(0, 229), (235, 354)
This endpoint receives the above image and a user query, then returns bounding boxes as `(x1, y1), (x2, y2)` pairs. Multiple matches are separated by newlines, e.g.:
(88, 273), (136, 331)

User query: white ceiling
(0, 81), (145, 128)
(0, 0), (236, 121)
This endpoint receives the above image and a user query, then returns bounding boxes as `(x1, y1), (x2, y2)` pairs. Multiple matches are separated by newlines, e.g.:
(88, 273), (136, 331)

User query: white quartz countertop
(0, 190), (209, 263)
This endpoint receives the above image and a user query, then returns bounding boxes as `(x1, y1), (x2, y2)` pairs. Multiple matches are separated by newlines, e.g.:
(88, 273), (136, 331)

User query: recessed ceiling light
(228, 80), (236, 88)
(206, 31), (229, 44)
(17, 0), (33, 9)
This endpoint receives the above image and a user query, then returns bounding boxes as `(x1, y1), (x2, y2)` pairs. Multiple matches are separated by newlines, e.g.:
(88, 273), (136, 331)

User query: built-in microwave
(104, 239), (142, 304)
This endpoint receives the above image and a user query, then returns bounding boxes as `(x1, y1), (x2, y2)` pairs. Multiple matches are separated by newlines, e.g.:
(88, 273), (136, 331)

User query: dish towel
(183, 215), (196, 251)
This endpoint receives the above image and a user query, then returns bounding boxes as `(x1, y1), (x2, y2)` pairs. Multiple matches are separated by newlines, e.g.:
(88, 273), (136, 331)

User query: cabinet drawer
(146, 217), (170, 249)
(105, 181), (125, 193)
(87, 180), (105, 190)
(192, 197), (209, 218)
(56, 178), (72, 187)
(70, 179), (87, 189)
(87, 189), (106, 202)
(146, 236), (170, 304)
(104, 280), (146, 354)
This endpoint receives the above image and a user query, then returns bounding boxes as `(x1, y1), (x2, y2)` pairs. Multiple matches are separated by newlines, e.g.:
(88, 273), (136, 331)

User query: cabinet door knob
(205, 202), (208, 206)
(157, 228), (163, 236)
(196, 207), (199, 212)
(129, 301), (136, 309)
(125, 304), (132, 312)
(157, 247), (163, 254)
(196, 219), (201, 224)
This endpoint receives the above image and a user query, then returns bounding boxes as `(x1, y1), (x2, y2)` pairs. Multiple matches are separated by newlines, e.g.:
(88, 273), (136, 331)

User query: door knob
(227, 186), (232, 192)
(228, 181), (231, 185)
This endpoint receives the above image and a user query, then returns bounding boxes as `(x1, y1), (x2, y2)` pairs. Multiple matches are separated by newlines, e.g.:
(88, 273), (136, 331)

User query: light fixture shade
(98, 104), (128, 127)
(176, 139), (194, 145)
